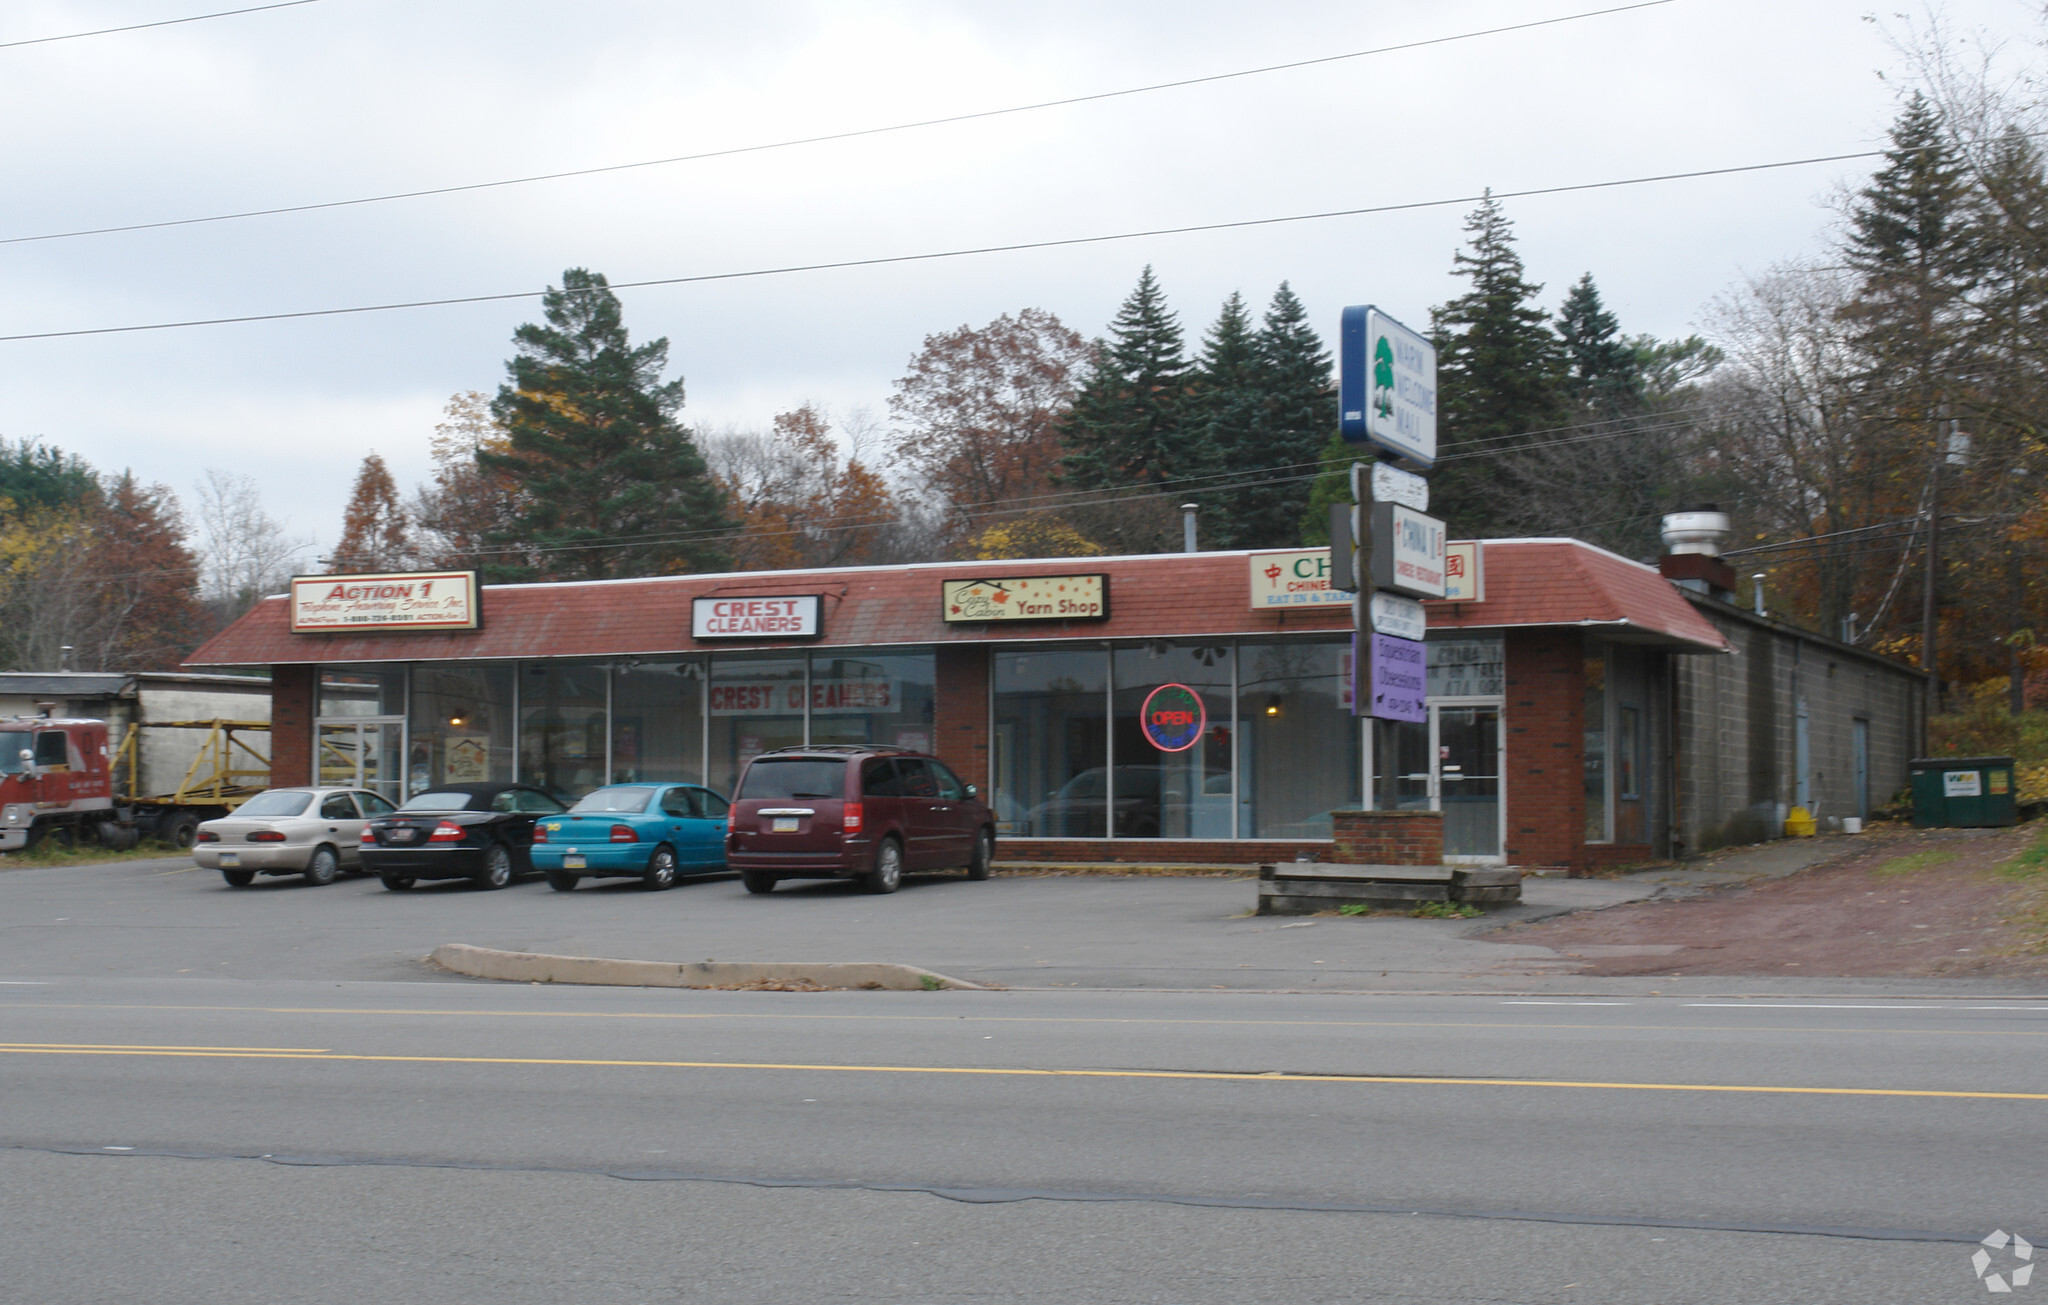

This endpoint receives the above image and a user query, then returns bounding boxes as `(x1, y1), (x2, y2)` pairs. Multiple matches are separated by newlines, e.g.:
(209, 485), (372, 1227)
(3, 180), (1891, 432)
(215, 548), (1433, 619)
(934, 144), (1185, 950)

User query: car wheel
(643, 845), (678, 891)
(222, 869), (256, 888)
(158, 812), (200, 850)
(546, 871), (579, 892)
(966, 829), (993, 880)
(98, 821), (139, 851)
(473, 843), (513, 890)
(864, 838), (903, 895)
(380, 876), (416, 892)
(740, 871), (776, 895)
(303, 845), (340, 886)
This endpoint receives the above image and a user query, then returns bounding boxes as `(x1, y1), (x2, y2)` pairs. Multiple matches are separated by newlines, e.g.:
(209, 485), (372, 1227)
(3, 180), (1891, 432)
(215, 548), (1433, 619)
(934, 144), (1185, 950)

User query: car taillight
(360, 827), (375, 842)
(197, 830), (220, 843)
(842, 802), (863, 833)
(532, 824), (549, 843)
(247, 831), (287, 843)
(428, 821), (465, 843)
(609, 824), (638, 843)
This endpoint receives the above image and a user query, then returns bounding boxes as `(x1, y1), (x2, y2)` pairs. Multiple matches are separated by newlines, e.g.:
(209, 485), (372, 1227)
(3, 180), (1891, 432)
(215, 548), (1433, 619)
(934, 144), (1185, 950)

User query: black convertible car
(359, 781), (567, 891)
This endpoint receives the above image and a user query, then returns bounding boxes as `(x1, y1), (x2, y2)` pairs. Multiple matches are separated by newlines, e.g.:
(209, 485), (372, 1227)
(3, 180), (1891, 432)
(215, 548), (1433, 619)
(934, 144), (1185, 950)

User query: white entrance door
(316, 716), (406, 805)
(1432, 702), (1504, 864)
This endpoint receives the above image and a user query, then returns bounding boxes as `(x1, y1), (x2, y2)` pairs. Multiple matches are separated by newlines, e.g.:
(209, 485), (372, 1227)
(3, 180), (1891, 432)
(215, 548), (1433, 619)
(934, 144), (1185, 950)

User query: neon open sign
(1140, 683), (1206, 753)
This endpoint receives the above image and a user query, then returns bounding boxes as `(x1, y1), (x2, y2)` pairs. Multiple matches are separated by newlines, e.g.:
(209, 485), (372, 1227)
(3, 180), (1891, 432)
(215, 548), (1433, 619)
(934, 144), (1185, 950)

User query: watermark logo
(1973, 1230), (2034, 1293)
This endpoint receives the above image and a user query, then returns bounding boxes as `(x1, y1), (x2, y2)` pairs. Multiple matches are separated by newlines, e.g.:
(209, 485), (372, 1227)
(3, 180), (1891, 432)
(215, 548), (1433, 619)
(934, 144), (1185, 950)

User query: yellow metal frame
(113, 719), (272, 809)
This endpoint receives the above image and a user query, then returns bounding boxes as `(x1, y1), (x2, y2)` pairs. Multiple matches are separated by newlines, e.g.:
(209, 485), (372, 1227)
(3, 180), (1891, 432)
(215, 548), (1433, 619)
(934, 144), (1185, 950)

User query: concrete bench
(1255, 862), (1522, 915)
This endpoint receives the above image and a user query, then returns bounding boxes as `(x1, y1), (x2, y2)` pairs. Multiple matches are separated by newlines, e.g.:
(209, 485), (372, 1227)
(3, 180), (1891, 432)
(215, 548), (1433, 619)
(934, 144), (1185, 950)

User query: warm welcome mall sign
(942, 575), (1108, 623)
(290, 571), (480, 633)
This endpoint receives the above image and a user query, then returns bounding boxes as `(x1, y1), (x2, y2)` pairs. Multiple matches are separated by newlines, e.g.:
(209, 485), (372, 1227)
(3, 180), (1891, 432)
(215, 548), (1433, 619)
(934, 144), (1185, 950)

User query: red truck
(1, 713), (269, 853)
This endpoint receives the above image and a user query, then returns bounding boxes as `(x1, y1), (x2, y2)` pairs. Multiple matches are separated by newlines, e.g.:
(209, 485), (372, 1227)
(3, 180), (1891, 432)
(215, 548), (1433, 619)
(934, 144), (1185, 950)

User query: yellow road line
(0, 1042), (330, 1053)
(2, 1043), (2043, 1100)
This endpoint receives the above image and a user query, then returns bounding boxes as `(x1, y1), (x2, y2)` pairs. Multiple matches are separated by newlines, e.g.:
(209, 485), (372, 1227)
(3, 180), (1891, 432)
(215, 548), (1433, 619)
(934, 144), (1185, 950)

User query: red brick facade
(1330, 809), (1444, 865)
(1501, 628), (1587, 875)
(934, 645), (991, 792)
(269, 663), (316, 787)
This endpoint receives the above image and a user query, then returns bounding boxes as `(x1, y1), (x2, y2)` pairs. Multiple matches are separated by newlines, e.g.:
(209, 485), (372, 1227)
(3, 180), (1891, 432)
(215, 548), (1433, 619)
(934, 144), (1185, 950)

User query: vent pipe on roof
(1182, 503), (1198, 554)
(1657, 503), (1738, 605)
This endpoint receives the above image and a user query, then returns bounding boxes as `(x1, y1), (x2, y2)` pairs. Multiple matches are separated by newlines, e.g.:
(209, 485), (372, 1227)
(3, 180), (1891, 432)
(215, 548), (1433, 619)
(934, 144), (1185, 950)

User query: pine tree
(330, 453), (413, 573)
(1185, 291), (1264, 546)
(1555, 273), (1640, 410)
(481, 269), (731, 581)
(1428, 193), (1563, 536)
(1202, 283), (1335, 550)
(1058, 266), (1197, 492)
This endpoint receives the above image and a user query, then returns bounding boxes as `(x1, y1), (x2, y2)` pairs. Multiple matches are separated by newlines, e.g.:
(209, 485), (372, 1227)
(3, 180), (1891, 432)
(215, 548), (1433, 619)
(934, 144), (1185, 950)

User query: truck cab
(0, 717), (115, 852)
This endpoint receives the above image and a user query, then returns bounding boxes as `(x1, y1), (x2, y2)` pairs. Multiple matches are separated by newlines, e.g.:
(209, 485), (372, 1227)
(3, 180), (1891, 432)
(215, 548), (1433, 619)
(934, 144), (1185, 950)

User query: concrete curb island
(429, 943), (985, 991)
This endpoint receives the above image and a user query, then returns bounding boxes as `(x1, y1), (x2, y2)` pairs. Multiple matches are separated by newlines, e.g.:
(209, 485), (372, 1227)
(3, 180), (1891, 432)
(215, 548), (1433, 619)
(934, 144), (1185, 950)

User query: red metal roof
(184, 541), (1728, 668)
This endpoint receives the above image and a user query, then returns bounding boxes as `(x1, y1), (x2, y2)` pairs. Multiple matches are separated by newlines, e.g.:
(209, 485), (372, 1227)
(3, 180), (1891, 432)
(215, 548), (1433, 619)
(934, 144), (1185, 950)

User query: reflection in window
(805, 652), (936, 754)
(408, 663), (513, 793)
(612, 658), (705, 786)
(1239, 639), (1360, 836)
(1113, 643), (1232, 839)
(1583, 647), (1609, 842)
(1618, 706), (1641, 800)
(993, 649), (1107, 837)
(319, 668), (404, 718)
(708, 655), (806, 798)
(520, 662), (609, 802)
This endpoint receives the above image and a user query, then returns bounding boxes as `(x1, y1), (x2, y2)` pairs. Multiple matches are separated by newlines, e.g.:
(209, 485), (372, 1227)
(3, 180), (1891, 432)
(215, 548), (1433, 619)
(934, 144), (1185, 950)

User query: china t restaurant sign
(290, 571), (480, 633)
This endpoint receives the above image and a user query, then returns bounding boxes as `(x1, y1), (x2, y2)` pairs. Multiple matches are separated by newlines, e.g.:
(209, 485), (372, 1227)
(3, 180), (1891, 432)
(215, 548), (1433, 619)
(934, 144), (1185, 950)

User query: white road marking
(1502, 1000), (1633, 1006)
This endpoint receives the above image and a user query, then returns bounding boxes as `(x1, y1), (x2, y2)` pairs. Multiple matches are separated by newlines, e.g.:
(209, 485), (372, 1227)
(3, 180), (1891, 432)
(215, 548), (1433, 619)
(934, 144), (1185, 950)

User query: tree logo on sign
(1141, 684), (1206, 753)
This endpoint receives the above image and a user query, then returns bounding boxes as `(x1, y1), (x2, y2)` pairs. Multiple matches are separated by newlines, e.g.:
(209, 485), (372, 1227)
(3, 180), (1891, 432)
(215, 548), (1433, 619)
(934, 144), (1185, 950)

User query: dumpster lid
(1908, 756), (2015, 770)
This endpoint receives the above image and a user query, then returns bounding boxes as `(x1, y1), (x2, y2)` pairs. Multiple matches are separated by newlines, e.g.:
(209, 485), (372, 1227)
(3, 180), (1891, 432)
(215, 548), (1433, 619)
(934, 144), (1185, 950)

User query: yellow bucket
(1784, 806), (1816, 837)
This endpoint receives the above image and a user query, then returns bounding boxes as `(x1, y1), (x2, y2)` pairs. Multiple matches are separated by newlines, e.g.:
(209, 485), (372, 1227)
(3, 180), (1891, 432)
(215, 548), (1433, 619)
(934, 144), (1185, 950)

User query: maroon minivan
(726, 746), (995, 894)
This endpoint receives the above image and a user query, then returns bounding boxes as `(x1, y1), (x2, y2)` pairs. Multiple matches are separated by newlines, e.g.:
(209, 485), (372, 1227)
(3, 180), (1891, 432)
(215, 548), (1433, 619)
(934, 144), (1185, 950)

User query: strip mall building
(186, 534), (1928, 873)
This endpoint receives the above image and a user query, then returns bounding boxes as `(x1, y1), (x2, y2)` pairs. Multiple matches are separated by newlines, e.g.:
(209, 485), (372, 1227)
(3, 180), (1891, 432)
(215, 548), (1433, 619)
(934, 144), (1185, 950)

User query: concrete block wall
(1003, 838), (1330, 865)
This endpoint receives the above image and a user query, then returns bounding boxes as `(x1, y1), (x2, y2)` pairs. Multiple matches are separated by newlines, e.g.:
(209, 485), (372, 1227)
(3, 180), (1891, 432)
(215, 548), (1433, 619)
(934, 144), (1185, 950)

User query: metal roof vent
(1660, 504), (1730, 558)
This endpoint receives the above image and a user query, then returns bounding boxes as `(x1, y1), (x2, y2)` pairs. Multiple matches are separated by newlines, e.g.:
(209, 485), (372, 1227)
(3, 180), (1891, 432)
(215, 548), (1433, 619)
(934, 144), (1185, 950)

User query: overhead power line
(0, 0), (321, 51)
(0, 0), (1673, 247)
(0, 148), (1888, 345)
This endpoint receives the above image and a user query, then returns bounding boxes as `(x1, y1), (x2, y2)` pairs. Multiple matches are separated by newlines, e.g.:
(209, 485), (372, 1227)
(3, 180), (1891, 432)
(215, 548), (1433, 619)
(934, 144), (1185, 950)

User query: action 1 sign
(1339, 305), (1437, 468)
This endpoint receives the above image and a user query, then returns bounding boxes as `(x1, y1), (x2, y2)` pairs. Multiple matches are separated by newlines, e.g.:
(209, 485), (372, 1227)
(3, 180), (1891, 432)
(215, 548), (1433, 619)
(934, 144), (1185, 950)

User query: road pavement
(3, 977), (2044, 1303)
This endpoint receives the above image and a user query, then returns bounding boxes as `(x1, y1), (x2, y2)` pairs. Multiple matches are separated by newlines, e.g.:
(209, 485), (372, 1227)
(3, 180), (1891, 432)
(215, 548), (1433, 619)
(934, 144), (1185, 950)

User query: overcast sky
(2, 0), (2041, 563)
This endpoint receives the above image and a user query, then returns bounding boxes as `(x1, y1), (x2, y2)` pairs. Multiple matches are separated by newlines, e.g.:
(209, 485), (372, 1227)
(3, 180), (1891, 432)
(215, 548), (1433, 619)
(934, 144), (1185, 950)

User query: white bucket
(1841, 817), (1863, 835)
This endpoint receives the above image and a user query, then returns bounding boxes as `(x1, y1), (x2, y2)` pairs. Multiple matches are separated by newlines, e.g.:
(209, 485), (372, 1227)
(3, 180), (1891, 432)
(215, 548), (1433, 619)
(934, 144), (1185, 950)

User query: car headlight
(3, 806), (20, 824)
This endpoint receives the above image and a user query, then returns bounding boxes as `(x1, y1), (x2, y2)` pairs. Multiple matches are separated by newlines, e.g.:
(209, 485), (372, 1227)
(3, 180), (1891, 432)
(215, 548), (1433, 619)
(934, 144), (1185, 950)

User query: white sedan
(194, 787), (398, 887)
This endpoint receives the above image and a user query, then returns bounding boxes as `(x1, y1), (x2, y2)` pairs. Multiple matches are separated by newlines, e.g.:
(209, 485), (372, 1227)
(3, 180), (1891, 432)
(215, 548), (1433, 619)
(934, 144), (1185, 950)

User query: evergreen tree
(1428, 193), (1562, 536)
(1058, 266), (1197, 493)
(1185, 291), (1264, 545)
(0, 437), (97, 516)
(1555, 273), (1640, 410)
(481, 269), (731, 581)
(330, 453), (413, 572)
(1208, 282), (1335, 549)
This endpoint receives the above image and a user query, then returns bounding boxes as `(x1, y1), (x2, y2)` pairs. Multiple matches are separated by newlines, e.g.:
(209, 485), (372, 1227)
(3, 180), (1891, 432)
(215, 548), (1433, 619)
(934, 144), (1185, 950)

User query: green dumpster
(1907, 756), (2018, 828)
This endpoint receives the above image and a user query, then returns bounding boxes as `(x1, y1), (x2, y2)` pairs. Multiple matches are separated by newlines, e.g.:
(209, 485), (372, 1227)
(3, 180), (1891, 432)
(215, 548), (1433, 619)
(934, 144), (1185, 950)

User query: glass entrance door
(1433, 703), (1503, 863)
(316, 717), (406, 804)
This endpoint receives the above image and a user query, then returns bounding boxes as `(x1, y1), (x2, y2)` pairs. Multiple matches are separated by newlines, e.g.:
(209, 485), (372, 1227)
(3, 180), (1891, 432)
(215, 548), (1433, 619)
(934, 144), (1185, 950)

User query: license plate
(772, 817), (798, 833)
(563, 855), (586, 869)
(388, 828), (417, 843)
(218, 852), (239, 867)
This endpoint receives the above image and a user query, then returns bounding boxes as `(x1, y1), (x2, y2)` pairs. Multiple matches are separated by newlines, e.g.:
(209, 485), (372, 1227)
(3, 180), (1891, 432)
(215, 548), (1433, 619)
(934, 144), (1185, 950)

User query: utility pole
(1921, 414), (1946, 720)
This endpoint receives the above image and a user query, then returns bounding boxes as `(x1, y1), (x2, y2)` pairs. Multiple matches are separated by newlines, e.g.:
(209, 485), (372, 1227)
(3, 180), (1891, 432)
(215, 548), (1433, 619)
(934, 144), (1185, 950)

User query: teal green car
(531, 784), (730, 892)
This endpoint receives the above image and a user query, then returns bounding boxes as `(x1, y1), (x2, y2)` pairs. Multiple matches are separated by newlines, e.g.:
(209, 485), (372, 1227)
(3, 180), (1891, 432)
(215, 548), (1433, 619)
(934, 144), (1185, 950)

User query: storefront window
(407, 663), (514, 793)
(611, 658), (706, 786)
(708, 654), (806, 797)
(1584, 646), (1609, 841)
(1113, 642), (1233, 839)
(1238, 639), (1360, 837)
(806, 651), (936, 754)
(993, 648), (1108, 837)
(520, 661), (609, 801)
(318, 668), (403, 718)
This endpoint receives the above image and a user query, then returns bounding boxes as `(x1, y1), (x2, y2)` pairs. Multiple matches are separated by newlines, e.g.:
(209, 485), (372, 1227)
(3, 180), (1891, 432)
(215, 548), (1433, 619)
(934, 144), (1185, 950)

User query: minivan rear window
(738, 759), (846, 800)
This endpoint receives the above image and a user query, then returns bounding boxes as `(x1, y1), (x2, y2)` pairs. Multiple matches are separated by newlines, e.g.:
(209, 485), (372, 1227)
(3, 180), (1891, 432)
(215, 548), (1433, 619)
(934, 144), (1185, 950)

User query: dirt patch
(1489, 823), (2048, 979)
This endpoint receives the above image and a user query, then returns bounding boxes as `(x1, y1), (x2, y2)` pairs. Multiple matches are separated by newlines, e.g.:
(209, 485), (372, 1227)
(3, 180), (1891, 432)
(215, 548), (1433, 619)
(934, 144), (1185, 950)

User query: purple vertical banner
(1369, 632), (1426, 723)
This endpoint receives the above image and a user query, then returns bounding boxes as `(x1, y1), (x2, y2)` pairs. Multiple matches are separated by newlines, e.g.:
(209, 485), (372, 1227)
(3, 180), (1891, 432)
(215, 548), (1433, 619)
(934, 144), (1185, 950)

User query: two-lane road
(3, 978), (2042, 1303)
